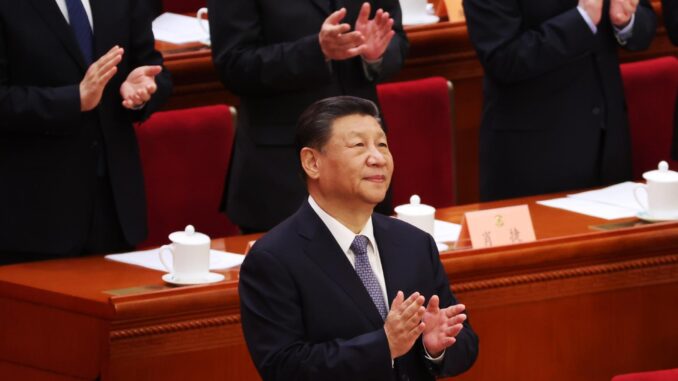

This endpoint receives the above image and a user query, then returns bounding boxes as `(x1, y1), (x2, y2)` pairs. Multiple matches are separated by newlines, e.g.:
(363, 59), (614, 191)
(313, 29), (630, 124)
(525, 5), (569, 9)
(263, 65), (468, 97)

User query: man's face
(316, 114), (393, 207)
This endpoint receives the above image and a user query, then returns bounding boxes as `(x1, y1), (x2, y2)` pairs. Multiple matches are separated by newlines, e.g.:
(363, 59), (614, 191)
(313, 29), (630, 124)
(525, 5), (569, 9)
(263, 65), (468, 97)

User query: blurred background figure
(0, 0), (172, 265)
(208, 0), (408, 233)
(464, 0), (656, 201)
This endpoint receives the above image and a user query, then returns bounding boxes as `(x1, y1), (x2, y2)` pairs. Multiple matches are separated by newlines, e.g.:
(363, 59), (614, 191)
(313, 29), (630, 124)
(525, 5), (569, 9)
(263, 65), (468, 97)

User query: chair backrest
(135, 105), (238, 248)
(620, 56), (678, 179)
(611, 368), (678, 381)
(377, 76), (456, 209)
(161, 0), (205, 14)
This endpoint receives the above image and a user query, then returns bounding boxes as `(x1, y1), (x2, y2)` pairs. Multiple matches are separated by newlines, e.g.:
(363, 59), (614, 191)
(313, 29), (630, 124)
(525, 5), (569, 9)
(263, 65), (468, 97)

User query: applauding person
(208, 0), (408, 233)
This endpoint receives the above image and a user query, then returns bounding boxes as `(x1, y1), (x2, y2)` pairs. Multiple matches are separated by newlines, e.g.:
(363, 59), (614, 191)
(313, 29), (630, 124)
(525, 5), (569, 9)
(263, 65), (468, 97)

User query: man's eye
(352, 142), (365, 147)
(378, 142), (388, 148)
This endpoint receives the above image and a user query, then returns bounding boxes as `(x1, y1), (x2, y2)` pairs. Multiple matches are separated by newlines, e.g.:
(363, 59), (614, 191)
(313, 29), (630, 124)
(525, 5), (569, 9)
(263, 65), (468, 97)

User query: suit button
(592, 107), (601, 115)
(91, 140), (99, 149)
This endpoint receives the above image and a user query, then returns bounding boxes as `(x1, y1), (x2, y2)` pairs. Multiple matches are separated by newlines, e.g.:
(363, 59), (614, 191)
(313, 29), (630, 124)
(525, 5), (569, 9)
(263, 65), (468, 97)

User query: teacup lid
(643, 161), (678, 183)
(394, 194), (436, 216)
(168, 225), (210, 245)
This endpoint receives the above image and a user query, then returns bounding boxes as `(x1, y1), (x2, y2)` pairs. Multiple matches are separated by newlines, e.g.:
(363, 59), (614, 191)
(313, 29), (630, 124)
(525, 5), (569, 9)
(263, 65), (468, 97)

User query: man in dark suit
(0, 0), (172, 264)
(662, 0), (678, 160)
(208, 0), (408, 232)
(239, 96), (478, 380)
(463, 0), (656, 201)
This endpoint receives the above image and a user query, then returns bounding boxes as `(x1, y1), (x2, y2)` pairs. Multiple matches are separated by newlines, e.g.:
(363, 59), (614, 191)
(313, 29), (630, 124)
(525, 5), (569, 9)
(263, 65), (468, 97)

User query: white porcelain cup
(399, 0), (426, 15)
(158, 225), (211, 282)
(634, 161), (678, 219)
(394, 195), (435, 236)
(196, 7), (210, 41)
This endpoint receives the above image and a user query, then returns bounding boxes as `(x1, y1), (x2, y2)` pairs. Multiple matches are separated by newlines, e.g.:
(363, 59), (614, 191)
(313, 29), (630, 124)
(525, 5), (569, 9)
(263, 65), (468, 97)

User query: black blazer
(0, 0), (172, 255)
(208, 0), (409, 230)
(239, 201), (479, 380)
(463, 0), (656, 201)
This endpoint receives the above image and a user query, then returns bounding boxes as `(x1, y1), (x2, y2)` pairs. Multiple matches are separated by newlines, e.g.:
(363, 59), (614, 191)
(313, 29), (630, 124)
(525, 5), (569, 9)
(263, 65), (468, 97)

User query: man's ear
(300, 147), (321, 179)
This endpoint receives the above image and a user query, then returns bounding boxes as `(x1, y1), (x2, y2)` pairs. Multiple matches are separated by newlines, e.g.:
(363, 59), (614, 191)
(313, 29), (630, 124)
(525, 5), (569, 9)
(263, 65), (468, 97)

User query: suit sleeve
(126, 0), (172, 122)
(423, 235), (479, 377)
(623, 0), (656, 51)
(368, 0), (409, 82)
(662, 0), (678, 45)
(207, 0), (333, 96)
(462, 0), (654, 85)
(0, 21), (81, 135)
(239, 248), (394, 381)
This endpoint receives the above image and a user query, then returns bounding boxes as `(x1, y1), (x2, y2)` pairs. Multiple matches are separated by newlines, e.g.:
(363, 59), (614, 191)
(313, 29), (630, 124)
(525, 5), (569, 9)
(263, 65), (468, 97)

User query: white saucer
(403, 14), (440, 26)
(436, 242), (449, 252)
(637, 211), (678, 222)
(162, 272), (225, 286)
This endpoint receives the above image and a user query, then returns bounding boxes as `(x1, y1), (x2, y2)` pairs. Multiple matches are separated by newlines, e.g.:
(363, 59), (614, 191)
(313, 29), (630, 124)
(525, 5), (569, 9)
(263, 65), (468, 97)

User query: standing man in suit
(662, 0), (678, 160)
(464, 0), (656, 201)
(0, 0), (172, 264)
(208, 0), (408, 233)
(239, 96), (478, 380)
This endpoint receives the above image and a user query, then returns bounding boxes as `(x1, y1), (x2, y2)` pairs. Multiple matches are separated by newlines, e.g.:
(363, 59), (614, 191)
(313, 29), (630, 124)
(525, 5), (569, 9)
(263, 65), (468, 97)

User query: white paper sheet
(567, 181), (644, 211)
(537, 197), (638, 220)
(106, 248), (244, 272)
(152, 12), (209, 44)
(434, 219), (461, 242)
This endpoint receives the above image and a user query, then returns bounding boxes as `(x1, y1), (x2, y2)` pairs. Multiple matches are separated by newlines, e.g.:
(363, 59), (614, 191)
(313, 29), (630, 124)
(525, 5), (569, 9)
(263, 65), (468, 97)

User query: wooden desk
(159, 0), (678, 204)
(1, 194), (677, 380)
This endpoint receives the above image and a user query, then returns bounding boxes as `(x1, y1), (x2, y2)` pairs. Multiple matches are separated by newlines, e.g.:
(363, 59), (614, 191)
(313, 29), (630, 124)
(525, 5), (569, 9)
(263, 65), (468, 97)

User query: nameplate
(455, 205), (536, 249)
(442, 0), (465, 22)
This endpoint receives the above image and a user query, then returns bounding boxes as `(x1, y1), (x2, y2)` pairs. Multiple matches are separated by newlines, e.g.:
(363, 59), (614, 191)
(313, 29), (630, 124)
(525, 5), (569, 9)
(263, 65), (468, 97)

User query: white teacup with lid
(394, 195), (435, 235)
(634, 161), (678, 220)
(159, 225), (223, 284)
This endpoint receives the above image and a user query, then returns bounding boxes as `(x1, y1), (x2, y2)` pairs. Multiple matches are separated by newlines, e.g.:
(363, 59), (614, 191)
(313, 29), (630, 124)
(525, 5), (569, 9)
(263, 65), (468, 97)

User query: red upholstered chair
(135, 105), (239, 248)
(377, 77), (456, 209)
(162, 0), (205, 14)
(620, 56), (678, 179)
(611, 368), (678, 381)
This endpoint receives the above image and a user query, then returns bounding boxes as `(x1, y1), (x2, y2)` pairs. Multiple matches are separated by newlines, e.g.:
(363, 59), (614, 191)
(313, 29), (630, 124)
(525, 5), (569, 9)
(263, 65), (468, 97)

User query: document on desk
(152, 12), (209, 44)
(434, 219), (462, 243)
(537, 182), (643, 220)
(105, 248), (244, 272)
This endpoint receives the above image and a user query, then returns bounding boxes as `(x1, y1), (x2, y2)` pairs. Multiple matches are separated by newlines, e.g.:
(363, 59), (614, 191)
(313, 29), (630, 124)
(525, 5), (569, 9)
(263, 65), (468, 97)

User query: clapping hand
(422, 296), (467, 357)
(119, 65), (162, 109)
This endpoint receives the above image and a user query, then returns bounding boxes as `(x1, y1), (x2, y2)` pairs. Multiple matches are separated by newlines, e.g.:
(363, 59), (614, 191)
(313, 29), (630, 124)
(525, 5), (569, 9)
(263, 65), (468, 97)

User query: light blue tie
(65, 0), (93, 65)
(351, 235), (388, 320)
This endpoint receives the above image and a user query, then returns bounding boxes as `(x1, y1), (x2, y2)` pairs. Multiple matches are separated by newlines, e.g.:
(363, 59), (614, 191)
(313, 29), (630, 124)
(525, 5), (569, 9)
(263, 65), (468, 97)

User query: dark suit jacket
(662, 0), (678, 160)
(239, 201), (479, 380)
(208, 0), (409, 231)
(0, 0), (172, 255)
(463, 0), (656, 201)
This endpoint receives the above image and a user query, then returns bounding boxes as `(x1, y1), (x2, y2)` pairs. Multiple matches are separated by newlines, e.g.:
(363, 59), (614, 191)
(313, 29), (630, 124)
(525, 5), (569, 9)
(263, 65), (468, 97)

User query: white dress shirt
(54, 0), (94, 29)
(308, 196), (390, 308)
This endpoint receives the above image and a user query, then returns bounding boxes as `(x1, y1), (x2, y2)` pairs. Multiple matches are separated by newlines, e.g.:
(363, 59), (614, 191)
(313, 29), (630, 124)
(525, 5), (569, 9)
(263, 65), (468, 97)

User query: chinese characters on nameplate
(455, 205), (536, 249)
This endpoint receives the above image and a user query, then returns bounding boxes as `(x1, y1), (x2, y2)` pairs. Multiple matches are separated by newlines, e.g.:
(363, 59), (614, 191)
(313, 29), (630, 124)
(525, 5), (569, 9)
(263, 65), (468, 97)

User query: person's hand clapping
(579, 0), (603, 25)
(79, 46), (123, 112)
(119, 65), (162, 109)
(319, 8), (366, 61)
(422, 296), (467, 357)
(354, 2), (395, 61)
(384, 291), (426, 359)
(610, 0), (639, 28)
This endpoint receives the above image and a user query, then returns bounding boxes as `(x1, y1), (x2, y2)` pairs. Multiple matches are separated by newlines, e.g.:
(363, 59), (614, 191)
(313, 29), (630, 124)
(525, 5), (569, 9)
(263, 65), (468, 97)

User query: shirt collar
(308, 196), (376, 255)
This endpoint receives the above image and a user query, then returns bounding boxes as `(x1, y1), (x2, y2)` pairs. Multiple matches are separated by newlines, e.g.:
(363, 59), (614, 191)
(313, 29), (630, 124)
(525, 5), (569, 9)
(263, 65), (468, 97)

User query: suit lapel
(89, 0), (113, 61)
(372, 214), (405, 304)
(28, 0), (87, 70)
(296, 203), (385, 328)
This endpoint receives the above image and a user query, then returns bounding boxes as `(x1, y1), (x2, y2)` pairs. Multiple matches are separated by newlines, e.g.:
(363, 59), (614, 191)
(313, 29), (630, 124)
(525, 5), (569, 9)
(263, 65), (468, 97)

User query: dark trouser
(0, 175), (132, 266)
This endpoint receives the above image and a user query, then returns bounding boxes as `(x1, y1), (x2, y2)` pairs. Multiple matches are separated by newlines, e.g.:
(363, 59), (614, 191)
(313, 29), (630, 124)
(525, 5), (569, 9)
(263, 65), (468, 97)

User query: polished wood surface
(1, 192), (677, 380)
(159, 0), (678, 204)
